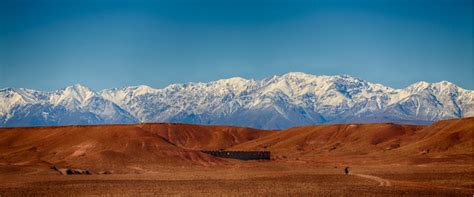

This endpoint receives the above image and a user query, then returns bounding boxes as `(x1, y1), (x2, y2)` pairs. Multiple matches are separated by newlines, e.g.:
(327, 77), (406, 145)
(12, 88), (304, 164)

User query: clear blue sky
(1, 0), (473, 91)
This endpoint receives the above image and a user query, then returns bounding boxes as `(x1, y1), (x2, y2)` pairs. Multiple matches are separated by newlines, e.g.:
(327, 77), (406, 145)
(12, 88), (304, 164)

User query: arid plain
(0, 118), (472, 196)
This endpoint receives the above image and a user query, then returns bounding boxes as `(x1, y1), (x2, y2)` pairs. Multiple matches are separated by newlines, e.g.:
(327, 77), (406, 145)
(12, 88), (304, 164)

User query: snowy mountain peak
(281, 72), (315, 79)
(406, 81), (462, 94)
(0, 84), (138, 126)
(66, 84), (94, 93)
(1, 72), (473, 129)
(51, 84), (96, 106)
(275, 72), (365, 87)
(0, 87), (14, 92)
(406, 81), (431, 92)
(432, 81), (457, 90)
(131, 85), (156, 96)
(214, 77), (250, 84)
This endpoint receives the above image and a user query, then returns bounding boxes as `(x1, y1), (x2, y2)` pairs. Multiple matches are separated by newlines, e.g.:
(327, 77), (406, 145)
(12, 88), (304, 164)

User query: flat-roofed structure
(201, 150), (270, 160)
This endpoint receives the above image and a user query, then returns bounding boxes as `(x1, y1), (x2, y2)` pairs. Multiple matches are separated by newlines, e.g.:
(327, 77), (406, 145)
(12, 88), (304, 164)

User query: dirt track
(0, 162), (472, 196)
(354, 173), (392, 186)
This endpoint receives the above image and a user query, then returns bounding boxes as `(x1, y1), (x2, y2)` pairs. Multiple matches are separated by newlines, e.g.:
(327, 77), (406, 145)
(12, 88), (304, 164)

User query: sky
(0, 0), (473, 91)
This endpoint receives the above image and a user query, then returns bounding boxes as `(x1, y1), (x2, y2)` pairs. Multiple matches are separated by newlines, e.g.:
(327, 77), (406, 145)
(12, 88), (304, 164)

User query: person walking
(344, 167), (350, 175)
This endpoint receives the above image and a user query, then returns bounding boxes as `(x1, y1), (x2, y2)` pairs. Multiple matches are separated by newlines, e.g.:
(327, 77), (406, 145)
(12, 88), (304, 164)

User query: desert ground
(0, 118), (472, 196)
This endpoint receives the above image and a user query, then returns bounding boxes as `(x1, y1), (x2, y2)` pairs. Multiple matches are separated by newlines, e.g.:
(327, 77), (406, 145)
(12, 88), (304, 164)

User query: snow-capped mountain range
(1, 72), (473, 129)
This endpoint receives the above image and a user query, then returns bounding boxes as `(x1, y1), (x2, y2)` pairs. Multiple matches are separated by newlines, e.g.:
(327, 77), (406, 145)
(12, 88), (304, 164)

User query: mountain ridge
(1, 72), (473, 129)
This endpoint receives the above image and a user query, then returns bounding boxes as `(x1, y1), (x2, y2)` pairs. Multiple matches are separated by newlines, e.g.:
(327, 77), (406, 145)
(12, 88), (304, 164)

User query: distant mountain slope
(0, 84), (138, 127)
(1, 72), (473, 129)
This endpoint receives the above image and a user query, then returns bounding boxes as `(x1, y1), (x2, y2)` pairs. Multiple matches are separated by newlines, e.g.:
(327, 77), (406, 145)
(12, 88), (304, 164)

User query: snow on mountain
(0, 84), (138, 127)
(1, 72), (473, 129)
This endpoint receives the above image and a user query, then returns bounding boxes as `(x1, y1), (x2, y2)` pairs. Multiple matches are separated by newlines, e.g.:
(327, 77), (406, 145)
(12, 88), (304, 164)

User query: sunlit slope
(230, 118), (473, 164)
(0, 125), (222, 172)
(0, 118), (471, 173)
(139, 123), (271, 150)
